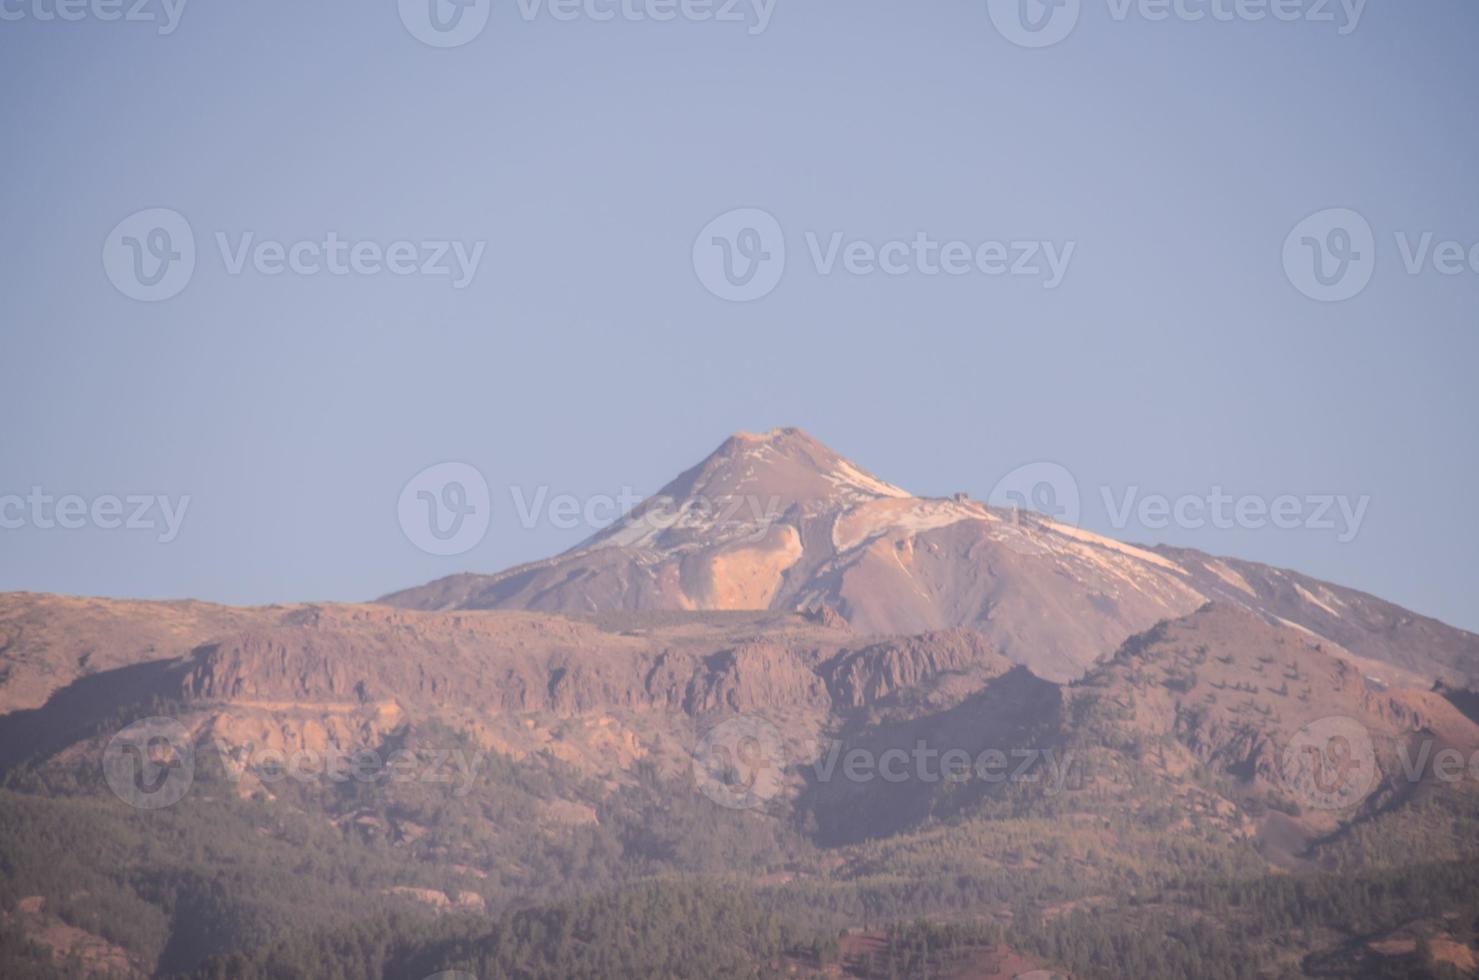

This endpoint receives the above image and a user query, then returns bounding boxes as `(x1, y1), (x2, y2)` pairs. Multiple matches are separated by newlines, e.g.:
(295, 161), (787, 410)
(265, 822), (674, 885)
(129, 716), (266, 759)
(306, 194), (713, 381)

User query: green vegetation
(193, 882), (802, 979)
(7, 668), (1479, 979)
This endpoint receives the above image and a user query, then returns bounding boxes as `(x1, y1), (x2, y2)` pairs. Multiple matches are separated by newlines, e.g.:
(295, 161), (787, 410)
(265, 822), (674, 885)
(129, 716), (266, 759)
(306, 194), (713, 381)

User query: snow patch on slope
(825, 458), (910, 500)
(1295, 582), (1346, 619)
(1205, 560), (1258, 598)
(831, 498), (991, 552)
(1043, 522), (1183, 572)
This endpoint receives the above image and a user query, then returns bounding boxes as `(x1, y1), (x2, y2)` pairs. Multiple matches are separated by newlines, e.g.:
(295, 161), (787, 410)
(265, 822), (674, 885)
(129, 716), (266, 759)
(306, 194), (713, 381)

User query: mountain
(383, 427), (1479, 688)
(6, 429), (1479, 978)
(4, 590), (1479, 976)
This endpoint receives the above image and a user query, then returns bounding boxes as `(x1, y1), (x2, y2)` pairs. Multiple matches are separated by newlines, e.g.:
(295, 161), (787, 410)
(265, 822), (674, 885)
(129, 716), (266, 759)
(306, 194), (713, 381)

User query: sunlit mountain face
(4, 430), (1479, 978)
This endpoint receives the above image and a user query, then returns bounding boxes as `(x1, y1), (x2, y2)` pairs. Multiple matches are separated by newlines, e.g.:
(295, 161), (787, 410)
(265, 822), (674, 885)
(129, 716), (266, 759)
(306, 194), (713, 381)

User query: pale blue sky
(1, 1), (1475, 631)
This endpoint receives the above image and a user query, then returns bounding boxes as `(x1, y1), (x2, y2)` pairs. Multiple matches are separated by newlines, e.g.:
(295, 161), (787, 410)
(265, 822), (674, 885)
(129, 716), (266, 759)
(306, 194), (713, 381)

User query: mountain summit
(382, 430), (1479, 686)
(643, 426), (910, 509)
(576, 427), (908, 557)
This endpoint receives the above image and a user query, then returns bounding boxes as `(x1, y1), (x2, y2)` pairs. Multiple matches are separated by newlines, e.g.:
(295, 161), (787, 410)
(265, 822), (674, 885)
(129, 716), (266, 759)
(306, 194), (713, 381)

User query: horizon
(0, 425), (1461, 634)
(2, 416), (1479, 632)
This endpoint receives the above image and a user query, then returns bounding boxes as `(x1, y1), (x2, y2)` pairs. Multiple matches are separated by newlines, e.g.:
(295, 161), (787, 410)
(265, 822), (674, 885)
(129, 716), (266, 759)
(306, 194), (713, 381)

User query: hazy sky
(1, 0), (1475, 631)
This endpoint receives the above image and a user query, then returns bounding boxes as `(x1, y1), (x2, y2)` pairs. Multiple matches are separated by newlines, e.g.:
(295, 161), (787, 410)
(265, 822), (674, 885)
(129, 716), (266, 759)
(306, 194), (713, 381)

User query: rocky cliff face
(4, 590), (1479, 865)
(822, 630), (1012, 710)
(1072, 603), (1469, 756)
(171, 607), (846, 721)
(167, 611), (1023, 735)
(1058, 603), (1479, 845)
(1, 596), (1039, 780)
